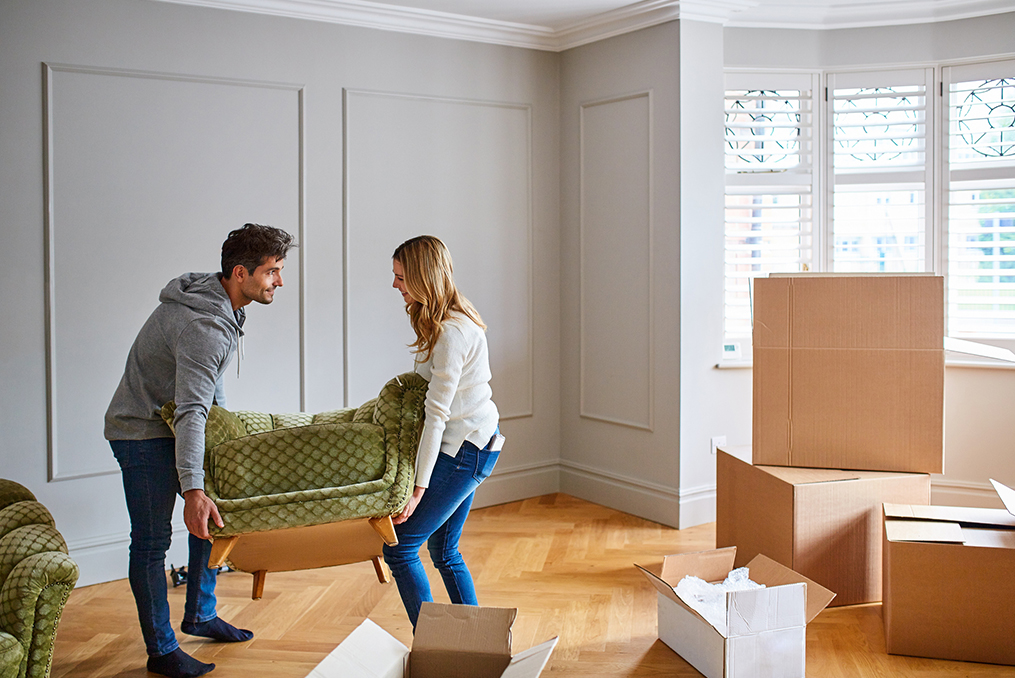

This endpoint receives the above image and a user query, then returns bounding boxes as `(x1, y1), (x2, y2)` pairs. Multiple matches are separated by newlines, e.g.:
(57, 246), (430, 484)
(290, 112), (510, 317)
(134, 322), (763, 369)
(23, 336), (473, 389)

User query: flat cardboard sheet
(883, 502), (1015, 528)
(307, 618), (408, 678)
(990, 478), (1015, 515)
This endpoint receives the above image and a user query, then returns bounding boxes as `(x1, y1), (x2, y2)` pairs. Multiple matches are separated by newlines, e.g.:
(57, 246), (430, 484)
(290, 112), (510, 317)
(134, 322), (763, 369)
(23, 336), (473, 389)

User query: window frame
(723, 55), (1015, 359)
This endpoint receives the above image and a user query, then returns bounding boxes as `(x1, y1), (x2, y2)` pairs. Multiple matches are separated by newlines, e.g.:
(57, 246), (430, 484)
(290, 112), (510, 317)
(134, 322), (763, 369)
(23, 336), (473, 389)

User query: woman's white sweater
(412, 313), (499, 488)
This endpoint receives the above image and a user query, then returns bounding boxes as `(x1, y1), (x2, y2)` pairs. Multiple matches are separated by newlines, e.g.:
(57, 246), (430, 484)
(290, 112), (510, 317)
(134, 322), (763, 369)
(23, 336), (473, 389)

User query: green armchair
(163, 371), (427, 598)
(0, 479), (79, 678)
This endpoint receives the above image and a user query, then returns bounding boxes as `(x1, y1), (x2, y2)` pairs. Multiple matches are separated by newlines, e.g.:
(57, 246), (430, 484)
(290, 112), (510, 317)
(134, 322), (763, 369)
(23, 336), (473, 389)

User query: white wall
(676, 20), (749, 529)
(0, 0), (560, 585)
(559, 21), (684, 526)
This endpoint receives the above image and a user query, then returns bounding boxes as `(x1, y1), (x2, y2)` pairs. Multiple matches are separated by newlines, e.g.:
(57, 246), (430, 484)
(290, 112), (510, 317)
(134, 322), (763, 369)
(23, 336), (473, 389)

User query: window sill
(715, 358), (1015, 371)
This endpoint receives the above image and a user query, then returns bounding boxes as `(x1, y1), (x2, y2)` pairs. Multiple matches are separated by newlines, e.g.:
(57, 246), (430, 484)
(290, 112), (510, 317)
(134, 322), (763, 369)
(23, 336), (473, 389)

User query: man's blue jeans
(382, 436), (500, 628)
(111, 438), (218, 657)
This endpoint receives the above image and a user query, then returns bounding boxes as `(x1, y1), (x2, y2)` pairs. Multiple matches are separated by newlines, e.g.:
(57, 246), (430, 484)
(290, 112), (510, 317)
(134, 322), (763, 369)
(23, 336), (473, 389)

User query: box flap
(758, 465), (861, 485)
(659, 547), (737, 585)
(944, 337), (1015, 363)
(960, 526), (1015, 549)
(884, 518), (965, 544)
(306, 619), (408, 678)
(745, 554), (835, 623)
(883, 502), (1015, 528)
(635, 564), (683, 606)
(499, 637), (559, 678)
(990, 479), (1015, 517)
(410, 650), (510, 678)
(636, 564), (717, 629)
(414, 602), (514, 656)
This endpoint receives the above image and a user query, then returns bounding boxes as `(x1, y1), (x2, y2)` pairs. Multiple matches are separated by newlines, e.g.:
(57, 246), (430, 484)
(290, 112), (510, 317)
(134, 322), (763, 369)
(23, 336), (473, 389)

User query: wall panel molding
(43, 62), (306, 481)
(343, 88), (535, 419)
(578, 90), (654, 431)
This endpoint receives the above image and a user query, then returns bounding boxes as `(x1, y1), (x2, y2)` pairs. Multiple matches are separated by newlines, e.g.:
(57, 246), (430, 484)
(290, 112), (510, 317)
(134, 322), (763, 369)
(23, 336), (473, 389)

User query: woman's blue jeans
(110, 438), (218, 657)
(383, 435), (500, 628)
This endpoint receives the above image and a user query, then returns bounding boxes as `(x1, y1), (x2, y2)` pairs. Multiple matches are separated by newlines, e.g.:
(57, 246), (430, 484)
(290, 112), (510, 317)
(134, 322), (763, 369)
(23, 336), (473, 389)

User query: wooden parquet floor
(52, 494), (1015, 677)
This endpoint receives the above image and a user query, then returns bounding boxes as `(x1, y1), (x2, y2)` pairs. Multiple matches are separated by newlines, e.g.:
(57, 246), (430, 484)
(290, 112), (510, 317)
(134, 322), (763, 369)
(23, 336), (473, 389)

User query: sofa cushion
(209, 422), (387, 499)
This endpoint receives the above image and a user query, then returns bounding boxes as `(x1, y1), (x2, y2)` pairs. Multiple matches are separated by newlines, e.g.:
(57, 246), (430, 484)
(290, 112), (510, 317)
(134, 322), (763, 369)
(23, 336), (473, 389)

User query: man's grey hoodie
(105, 272), (244, 494)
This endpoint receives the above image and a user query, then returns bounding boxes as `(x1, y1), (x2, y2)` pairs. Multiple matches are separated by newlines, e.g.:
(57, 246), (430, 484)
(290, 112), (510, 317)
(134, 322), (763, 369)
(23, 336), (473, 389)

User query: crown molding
(152, 0), (755, 51)
(555, 0), (756, 50)
(725, 0), (1015, 30)
(152, 0), (1015, 51)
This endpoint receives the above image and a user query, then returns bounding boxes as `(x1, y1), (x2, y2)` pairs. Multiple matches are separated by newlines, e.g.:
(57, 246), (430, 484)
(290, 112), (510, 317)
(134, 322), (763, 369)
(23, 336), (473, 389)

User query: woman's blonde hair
(393, 235), (485, 362)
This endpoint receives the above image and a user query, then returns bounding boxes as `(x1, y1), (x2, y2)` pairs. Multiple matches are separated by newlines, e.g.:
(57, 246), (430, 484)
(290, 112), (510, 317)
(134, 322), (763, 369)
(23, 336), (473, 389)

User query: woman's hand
(393, 485), (426, 525)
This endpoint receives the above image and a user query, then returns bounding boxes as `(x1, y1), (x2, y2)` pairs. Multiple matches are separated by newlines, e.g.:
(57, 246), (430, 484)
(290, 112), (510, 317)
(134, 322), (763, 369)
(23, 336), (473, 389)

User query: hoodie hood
(159, 272), (243, 335)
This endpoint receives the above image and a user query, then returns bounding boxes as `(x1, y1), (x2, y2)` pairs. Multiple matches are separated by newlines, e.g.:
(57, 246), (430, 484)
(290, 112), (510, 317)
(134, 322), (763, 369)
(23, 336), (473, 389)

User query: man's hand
(183, 489), (224, 540)
(393, 486), (426, 525)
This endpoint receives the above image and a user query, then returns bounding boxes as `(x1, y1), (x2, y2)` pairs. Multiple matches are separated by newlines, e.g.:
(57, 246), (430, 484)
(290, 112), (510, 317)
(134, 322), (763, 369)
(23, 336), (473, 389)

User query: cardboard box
(637, 547), (834, 678)
(305, 602), (559, 678)
(752, 273), (944, 474)
(716, 448), (930, 606)
(882, 479), (1015, 665)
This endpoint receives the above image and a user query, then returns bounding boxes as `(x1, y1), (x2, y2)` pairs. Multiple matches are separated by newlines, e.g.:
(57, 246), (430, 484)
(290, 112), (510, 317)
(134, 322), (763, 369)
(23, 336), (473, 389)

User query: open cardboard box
(305, 602), (559, 678)
(716, 447), (929, 605)
(637, 547), (834, 678)
(883, 479), (1015, 666)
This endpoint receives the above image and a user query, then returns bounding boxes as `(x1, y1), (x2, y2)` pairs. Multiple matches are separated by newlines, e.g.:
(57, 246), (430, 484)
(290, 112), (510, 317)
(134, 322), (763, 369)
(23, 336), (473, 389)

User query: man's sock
(146, 648), (214, 678)
(181, 617), (254, 643)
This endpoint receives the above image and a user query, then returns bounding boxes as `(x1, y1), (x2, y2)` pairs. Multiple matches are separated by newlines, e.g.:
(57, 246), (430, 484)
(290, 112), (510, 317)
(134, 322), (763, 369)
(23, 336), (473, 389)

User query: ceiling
(153, 0), (1015, 50)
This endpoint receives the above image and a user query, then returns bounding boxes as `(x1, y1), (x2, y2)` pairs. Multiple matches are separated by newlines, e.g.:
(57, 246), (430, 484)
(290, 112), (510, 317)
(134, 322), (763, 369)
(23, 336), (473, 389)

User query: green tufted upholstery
(162, 372), (427, 539)
(0, 479), (79, 678)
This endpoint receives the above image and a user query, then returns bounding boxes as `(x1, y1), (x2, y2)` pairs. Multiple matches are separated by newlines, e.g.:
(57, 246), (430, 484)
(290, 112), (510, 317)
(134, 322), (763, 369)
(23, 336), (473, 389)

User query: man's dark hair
(221, 223), (296, 278)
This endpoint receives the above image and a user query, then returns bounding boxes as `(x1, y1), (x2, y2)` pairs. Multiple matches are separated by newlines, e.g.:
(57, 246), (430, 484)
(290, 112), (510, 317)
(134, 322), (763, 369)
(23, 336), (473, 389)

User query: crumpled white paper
(674, 567), (764, 636)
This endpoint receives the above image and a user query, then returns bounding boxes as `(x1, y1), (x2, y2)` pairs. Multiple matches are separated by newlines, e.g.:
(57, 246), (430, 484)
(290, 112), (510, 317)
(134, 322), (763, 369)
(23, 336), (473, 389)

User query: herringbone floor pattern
(52, 494), (1015, 677)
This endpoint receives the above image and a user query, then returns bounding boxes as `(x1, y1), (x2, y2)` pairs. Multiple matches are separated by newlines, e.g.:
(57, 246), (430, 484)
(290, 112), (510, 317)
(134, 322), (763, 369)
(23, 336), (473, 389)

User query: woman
(383, 235), (503, 629)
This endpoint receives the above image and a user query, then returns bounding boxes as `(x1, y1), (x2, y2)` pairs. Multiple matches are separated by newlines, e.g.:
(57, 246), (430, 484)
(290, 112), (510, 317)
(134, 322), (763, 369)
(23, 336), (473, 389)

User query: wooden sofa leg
(252, 570), (267, 600)
(369, 516), (398, 546)
(208, 536), (239, 569)
(372, 556), (390, 584)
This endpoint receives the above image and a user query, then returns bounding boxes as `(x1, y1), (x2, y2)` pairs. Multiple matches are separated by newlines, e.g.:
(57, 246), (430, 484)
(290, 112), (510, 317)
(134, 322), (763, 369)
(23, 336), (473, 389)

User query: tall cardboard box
(636, 548), (834, 678)
(882, 480), (1015, 666)
(753, 273), (944, 474)
(306, 602), (559, 678)
(716, 448), (929, 606)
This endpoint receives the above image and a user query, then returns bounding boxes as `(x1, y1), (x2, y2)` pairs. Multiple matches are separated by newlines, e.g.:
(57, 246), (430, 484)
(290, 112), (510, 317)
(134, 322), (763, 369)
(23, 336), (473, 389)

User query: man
(105, 223), (296, 678)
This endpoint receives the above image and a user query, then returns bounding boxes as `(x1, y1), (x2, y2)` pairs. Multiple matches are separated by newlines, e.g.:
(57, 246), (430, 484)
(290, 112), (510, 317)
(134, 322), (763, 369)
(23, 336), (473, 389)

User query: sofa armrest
(0, 631), (23, 678)
(0, 551), (78, 678)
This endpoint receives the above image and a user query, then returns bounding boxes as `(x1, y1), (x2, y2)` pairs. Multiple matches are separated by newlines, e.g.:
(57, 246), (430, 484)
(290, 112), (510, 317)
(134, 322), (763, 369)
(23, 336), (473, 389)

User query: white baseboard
(69, 525), (190, 588)
(677, 484), (717, 530)
(559, 461), (680, 528)
(473, 461), (560, 509)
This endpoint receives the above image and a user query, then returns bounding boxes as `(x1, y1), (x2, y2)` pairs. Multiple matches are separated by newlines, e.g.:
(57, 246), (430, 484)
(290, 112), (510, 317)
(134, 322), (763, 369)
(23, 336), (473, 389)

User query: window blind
(829, 70), (932, 273)
(724, 82), (816, 341)
(946, 71), (1015, 338)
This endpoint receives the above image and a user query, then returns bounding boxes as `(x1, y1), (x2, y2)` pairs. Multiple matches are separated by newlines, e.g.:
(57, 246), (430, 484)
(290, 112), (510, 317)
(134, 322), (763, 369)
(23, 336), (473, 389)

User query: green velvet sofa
(0, 480), (79, 678)
(162, 371), (427, 597)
